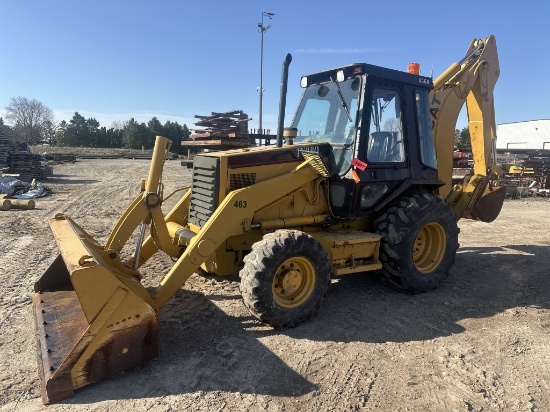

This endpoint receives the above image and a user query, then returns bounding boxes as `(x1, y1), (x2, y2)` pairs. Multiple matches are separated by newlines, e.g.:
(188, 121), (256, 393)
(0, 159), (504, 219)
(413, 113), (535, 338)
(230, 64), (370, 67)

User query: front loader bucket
(32, 215), (158, 404)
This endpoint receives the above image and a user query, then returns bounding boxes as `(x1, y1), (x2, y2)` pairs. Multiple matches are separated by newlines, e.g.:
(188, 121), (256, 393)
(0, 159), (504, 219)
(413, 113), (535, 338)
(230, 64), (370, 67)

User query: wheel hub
(279, 268), (303, 294)
(413, 221), (446, 274)
(272, 257), (315, 308)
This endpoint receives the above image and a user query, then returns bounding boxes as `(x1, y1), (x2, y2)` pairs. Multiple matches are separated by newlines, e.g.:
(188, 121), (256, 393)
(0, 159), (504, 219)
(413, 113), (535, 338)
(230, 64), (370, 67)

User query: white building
(496, 119), (550, 150)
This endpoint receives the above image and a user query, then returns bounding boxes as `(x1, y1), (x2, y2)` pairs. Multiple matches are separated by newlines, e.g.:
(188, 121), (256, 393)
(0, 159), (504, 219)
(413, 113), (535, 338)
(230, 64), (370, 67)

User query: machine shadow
(281, 244), (550, 344)
(66, 289), (317, 405)
(64, 244), (549, 404)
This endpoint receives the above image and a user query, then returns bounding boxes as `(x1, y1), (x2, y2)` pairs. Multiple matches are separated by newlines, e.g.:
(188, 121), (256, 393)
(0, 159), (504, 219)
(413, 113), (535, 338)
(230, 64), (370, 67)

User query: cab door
(329, 80), (411, 216)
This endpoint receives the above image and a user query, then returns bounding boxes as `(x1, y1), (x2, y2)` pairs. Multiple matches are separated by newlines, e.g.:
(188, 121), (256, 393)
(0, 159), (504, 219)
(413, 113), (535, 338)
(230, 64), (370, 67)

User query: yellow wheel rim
(413, 222), (446, 274)
(272, 256), (316, 308)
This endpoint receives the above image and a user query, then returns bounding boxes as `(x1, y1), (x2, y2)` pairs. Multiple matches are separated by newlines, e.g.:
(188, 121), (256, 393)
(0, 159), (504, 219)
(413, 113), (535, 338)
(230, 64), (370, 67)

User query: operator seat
(368, 131), (395, 162)
(368, 131), (405, 162)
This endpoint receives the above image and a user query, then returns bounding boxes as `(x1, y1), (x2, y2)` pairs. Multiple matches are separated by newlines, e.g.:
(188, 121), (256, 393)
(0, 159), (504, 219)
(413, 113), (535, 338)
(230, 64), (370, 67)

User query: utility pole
(258, 11), (274, 137)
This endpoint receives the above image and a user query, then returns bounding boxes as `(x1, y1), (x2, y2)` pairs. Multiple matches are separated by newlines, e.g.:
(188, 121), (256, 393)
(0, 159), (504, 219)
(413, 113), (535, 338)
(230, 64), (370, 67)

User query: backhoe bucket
(32, 215), (158, 404)
(469, 184), (506, 223)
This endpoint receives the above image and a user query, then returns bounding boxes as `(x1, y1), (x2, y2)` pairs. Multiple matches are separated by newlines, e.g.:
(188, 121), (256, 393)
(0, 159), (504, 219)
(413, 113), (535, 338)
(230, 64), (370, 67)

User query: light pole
(258, 11), (274, 137)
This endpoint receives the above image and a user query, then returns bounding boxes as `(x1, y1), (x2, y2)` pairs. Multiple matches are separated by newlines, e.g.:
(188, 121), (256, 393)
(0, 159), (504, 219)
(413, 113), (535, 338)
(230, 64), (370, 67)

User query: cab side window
(415, 89), (438, 169)
(367, 88), (405, 163)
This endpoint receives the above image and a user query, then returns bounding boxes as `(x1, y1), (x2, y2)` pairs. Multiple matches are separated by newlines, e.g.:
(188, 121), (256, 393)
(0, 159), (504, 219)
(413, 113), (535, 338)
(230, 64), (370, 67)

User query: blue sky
(1, 1), (549, 133)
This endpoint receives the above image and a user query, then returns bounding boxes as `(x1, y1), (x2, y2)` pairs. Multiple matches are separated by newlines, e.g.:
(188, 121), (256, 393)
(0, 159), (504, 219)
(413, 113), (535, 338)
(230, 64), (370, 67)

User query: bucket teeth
(33, 291), (89, 403)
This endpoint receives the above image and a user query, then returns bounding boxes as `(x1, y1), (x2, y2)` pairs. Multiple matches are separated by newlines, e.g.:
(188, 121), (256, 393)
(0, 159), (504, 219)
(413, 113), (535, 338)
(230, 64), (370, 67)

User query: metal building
(496, 119), (550, 150)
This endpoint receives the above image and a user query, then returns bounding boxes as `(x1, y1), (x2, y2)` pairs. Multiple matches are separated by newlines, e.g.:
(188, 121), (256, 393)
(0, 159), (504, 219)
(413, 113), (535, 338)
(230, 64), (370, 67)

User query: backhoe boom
(430, 35), (505, 222)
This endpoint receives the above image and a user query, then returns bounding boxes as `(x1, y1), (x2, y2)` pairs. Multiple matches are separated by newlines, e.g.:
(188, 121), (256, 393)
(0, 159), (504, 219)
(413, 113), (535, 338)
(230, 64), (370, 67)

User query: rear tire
(239, 230), (331, 328)
(374, 193), (459, 293)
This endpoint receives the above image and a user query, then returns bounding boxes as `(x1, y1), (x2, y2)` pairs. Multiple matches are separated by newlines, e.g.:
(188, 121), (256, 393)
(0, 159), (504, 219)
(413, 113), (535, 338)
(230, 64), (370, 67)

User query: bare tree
(111, 120), (128, 131)
(5, 97), (54, 144)
(383, 118), (398, 132)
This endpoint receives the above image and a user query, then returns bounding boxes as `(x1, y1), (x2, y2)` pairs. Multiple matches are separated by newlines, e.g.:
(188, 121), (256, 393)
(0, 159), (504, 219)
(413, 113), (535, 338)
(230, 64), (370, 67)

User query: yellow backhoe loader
(32, 35), (504, 403)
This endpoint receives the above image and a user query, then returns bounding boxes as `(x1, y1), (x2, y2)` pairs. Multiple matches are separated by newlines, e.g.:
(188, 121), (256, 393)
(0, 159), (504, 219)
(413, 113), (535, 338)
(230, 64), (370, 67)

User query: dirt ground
(1, 158), (549, 412)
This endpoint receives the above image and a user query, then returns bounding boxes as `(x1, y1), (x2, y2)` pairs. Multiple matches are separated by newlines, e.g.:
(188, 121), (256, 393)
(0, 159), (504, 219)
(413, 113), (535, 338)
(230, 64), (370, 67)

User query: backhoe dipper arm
(430, 35), (504, 222)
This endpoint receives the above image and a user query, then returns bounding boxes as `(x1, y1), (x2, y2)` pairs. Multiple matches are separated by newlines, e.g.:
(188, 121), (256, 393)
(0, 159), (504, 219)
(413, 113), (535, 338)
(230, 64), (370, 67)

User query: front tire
(239, 230), (331, 328)
(374, 193), (459, 293)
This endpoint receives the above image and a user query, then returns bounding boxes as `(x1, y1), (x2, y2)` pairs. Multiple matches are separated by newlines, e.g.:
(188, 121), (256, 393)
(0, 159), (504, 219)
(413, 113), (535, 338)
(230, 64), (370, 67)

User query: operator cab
(291, 63), (443, 217)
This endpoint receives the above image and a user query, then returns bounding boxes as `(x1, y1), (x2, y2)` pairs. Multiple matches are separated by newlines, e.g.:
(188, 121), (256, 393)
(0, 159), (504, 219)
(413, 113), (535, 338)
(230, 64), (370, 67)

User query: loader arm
(105, 136), (182, 258)
(32, 140), (326, 403)
(152, 157), (324, 307)
(430, 35), (505, 222)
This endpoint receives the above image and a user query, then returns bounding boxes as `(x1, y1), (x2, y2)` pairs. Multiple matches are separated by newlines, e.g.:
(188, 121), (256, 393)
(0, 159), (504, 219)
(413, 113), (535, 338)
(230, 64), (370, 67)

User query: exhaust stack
(276, 53), (292, 147)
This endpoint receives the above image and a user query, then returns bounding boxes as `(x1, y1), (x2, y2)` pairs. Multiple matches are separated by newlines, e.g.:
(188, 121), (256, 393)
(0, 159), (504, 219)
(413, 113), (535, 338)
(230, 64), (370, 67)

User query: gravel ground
(1, 158), (549, 411)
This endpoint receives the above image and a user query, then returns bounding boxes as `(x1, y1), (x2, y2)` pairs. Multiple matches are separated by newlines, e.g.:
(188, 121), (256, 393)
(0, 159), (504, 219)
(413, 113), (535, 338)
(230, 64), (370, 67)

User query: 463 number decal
(234, 200), (247, 208)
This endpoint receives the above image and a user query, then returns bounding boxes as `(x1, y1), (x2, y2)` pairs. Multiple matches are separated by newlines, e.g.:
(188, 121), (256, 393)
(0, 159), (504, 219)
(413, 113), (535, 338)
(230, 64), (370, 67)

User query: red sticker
(351, 158), (367, 171)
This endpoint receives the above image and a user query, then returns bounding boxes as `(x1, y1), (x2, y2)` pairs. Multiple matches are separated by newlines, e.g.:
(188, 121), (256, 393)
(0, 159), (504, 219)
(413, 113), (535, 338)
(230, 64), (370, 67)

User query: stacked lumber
(9, 152), (52, 181)
(183, 110), (251, 149)
(191, 110), (250, 139)
(43, 153), (77, 163)
(0, 132), (15, 169)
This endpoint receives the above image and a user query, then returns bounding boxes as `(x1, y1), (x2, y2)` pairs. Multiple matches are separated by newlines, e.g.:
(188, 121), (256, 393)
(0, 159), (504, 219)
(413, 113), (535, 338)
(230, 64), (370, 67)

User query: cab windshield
(291, 76), (361, 147)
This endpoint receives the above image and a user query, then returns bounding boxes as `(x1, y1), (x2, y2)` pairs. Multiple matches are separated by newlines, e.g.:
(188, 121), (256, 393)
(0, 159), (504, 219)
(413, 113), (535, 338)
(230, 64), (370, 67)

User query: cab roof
(301, 63), (433, 89)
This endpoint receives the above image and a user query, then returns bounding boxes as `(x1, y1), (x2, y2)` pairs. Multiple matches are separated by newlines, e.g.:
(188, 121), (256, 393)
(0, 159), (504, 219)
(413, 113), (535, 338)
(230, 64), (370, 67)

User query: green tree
(42, 120), (57, 145)
(148, 117), (164, 136)
(108, 121), (127, 148)
(55, 120), (68, 146)
(109, 128), (123, 148)
(180, 124), (193, 154)
(107, 127), (123, 148)
(61, 112), (88, 146)
(162, 120), (187, 154)
(86, 117), (100, 147)
(97, 127), (121, 148)
(122, 118), (154, 149)
(57, 113), (102, 147)
(456, 127), (471, 149)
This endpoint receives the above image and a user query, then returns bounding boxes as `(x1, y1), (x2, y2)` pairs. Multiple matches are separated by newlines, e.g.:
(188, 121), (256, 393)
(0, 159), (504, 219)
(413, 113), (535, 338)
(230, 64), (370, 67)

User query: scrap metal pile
(454, 148), (550, 198)
(182, 110), (252, 150)
(498, 149), (550, 197)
